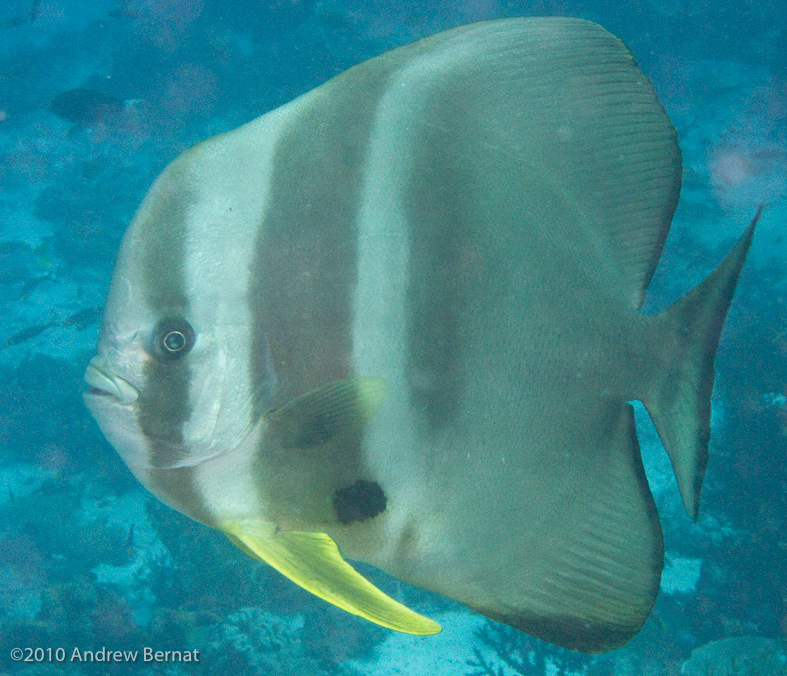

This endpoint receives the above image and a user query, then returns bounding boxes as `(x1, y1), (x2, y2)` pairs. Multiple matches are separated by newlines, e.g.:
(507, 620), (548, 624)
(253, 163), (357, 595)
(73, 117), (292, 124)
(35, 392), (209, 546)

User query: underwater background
(0, 0), (785, 674)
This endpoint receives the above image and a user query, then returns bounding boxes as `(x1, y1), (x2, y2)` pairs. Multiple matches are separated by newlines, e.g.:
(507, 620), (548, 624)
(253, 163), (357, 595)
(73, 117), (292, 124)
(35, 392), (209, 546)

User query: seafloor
(0, 1), (785, 675)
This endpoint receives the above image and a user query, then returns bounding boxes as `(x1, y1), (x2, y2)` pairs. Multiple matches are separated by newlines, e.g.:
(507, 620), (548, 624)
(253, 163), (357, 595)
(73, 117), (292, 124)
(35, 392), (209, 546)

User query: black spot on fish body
(333, 480), (387, 525)
(49, 89), (123, 126)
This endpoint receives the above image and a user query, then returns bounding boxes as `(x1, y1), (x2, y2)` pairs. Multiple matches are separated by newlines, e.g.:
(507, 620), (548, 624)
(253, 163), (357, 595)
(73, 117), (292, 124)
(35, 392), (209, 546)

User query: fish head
(83, 276), (239, 476)
(84, 156), (274, 476)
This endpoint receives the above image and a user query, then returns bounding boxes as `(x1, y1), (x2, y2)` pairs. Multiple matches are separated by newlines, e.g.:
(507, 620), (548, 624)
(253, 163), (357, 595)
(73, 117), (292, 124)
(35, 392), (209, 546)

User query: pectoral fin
(267, 377), (387, 448)
(221, 520), (441, 635)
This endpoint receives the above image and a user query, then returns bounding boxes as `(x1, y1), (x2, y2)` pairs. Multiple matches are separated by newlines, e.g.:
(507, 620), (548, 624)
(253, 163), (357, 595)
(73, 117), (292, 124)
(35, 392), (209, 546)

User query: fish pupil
(164, 331), (186, 352)
(153, 318), (195, 359)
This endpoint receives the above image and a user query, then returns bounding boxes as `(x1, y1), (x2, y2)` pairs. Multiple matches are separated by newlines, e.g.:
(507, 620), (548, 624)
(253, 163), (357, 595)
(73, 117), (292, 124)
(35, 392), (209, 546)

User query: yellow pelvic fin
(221, 520), (441, 635)
(267, 376), (387, 449)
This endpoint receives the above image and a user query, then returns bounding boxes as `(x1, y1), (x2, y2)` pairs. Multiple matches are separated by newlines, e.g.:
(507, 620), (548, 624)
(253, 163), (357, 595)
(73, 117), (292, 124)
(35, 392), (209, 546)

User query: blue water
(0, 1), (785, 674)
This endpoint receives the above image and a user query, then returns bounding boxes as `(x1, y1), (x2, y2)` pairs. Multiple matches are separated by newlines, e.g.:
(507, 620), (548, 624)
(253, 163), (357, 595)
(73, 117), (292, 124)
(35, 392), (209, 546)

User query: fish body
(84, 18), (756, 652)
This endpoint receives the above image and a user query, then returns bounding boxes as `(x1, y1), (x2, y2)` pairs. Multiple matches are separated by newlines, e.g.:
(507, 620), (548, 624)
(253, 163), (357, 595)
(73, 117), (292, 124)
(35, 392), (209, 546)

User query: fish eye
(164, 331), (186, 352)
(153, 318), (195, 360)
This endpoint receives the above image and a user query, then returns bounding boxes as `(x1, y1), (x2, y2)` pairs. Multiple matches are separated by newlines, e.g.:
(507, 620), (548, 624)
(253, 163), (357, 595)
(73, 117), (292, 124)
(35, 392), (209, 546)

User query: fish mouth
(84, 363), (139, 405)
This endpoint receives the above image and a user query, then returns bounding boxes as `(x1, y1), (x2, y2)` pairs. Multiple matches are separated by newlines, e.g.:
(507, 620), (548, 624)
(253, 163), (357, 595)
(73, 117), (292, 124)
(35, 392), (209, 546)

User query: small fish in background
(84, 18), (760, 653)
(1, 308), (100, 349)
(105, 0), (145, 21)
(60, 307), (101, 331)
(33, 237), (54, 269)
(125, 524), (135, 557)
(0, 241), (30, 255)
(2, 319), (57, 349)
(49, 89), (124, 127)
(18, 270), (54, 302)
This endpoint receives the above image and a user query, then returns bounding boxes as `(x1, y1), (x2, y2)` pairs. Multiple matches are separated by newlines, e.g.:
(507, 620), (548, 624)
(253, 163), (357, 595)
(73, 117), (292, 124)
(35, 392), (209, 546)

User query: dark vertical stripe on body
(248, 60), (401, 525)
(249, 62), (394, 415)
(135, 177), (214, 524)
(404, 79), (474, 434)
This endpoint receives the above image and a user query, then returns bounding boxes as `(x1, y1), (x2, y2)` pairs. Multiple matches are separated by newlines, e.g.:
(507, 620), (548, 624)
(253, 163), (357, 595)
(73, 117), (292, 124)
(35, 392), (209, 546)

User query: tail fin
(643, 207), (761, 520)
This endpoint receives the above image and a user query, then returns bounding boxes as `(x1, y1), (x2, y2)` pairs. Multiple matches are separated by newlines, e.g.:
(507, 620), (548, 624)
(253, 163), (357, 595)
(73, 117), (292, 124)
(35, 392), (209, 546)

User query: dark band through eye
(154, 318), (195, 360)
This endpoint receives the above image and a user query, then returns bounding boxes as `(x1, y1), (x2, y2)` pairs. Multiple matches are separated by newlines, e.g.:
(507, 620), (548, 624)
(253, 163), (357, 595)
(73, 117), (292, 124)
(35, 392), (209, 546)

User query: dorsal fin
(382, 17), (681, 308)
(520, 18), (683, 307)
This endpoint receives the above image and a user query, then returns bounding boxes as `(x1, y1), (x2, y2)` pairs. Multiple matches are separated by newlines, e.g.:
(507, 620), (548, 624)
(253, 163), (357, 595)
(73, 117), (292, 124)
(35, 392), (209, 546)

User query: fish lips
(84, 362), (139, 406)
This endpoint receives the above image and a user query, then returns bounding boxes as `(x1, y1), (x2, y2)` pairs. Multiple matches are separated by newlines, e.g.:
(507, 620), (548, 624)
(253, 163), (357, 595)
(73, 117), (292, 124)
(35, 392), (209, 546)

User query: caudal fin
(643, 208), (761, 519)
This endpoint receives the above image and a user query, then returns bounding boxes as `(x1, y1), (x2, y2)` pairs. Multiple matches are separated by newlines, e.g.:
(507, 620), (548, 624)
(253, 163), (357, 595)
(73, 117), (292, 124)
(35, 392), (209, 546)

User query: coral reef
(0, 481), (132, 576)
(465, 621), (594, 676)
(682, 636), (787, 675)
(202, 607), (362, 676)
(144, 498), (270, 614)
(300, 604), (387, 665)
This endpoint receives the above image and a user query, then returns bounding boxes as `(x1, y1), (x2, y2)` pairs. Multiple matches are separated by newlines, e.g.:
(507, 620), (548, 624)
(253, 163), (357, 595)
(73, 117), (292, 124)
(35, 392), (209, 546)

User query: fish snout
(84, 360), (139, 405)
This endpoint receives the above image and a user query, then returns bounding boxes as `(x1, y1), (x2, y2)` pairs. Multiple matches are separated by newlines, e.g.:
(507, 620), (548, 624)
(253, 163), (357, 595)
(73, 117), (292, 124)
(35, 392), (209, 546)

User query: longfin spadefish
(221, 520), (441, 635)
(268, 377), (387, 448)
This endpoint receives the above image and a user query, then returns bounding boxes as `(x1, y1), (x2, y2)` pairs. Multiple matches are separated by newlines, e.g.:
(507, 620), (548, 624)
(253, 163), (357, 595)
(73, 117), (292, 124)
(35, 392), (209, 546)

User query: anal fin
(478, 404), (664, 653)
